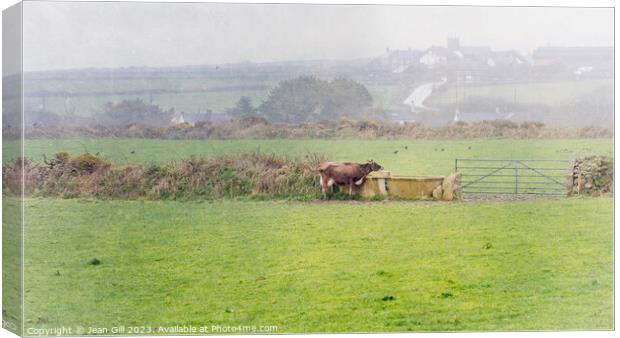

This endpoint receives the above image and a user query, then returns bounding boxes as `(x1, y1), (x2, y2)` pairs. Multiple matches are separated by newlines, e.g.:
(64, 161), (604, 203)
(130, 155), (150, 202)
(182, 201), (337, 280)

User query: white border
(0, 1), (616, 338)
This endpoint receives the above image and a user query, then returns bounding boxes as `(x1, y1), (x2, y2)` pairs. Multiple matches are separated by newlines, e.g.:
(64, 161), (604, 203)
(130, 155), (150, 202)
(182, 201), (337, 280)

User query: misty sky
(22, 1), (614, 71)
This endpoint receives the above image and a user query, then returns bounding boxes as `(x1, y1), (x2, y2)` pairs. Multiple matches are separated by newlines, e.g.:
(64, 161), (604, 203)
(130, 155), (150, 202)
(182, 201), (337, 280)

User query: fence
(455, 159), (568, 196)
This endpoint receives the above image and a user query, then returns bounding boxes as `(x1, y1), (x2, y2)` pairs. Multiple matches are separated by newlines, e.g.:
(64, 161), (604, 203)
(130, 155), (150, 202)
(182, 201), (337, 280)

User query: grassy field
(24, 71), (611, 118)
(11, 197), (612, 332)
(23, 74), (280, 115)
(427, 79), (613, 107)
(3, 138), (613, 175)
(22, 72), (417, 117)
(6, 138), (613, 176)
(24, 79), (410, 117)
(4, 137), (613, 332)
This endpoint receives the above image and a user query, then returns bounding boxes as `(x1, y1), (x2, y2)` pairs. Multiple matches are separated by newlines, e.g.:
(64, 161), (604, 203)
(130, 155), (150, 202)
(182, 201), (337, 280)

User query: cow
(317, 160), (384, 200)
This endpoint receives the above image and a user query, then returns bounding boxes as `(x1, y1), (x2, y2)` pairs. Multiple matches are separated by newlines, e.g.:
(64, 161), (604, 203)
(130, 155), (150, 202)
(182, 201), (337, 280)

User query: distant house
(416, 38), (527, 83)
(419, 47), (449, 68)
(377, 37), (525, 78)
(169, 112), (232, 126)
(170, 112), (186, 125)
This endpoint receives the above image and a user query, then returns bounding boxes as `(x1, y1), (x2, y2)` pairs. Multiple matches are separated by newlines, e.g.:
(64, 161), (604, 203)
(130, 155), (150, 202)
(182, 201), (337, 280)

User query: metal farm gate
(455, 159), (569, 196)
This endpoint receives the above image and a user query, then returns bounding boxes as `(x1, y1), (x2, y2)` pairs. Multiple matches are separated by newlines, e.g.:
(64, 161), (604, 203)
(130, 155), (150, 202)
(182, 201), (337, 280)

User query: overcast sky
(21, 1), (614, 71)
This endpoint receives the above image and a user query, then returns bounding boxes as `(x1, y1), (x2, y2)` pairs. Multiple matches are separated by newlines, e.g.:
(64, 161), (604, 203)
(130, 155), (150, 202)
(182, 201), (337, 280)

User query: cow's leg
(320, 174), (329, 200)
(348, 180), (354, 200)
(327, 178), (336, 200)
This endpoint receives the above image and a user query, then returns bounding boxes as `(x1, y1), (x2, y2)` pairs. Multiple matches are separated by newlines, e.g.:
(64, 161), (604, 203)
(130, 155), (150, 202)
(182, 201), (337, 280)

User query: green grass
(15, 197), (613, 332)
(427, 79), (613, 107)
(24, 74), (281, 115)
(2, 198), (23, 335)
(5, 137), (614, 331)
(6, 138), (613, 176)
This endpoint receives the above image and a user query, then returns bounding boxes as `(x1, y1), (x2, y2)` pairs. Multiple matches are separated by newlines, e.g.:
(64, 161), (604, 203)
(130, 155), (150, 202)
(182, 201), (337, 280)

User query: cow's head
(367, 160), (383, 171)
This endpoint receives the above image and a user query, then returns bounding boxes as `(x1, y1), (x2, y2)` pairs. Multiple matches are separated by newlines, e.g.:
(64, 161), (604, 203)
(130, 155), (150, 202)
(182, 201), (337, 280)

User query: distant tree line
(96, 76), (375, 126)
(100, 98), (174, 126)
(252, 76), (374, 123)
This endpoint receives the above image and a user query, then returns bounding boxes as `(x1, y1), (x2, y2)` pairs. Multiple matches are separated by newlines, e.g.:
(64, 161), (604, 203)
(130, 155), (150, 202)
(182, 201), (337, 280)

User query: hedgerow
(2, 152), (327, 201)
(8, 118), (612, 140)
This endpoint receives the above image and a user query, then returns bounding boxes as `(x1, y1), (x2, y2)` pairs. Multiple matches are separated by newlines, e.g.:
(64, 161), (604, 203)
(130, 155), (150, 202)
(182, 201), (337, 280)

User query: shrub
(99, 98), (174, 126)
(70, 153), (110, 174)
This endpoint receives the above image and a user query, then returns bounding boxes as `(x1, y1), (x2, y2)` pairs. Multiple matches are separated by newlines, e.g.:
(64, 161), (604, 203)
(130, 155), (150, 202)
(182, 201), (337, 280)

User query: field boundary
(456, 158), (568, 196)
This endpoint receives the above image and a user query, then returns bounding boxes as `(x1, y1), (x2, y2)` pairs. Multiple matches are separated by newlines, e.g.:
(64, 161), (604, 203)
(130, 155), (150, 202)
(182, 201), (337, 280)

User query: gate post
(515, 168), (519, 195)
(514, 161), (519, 195)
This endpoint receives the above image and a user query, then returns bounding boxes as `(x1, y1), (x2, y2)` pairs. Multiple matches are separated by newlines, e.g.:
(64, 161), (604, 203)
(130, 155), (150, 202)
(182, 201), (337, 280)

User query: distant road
(403, 77), (447, 112)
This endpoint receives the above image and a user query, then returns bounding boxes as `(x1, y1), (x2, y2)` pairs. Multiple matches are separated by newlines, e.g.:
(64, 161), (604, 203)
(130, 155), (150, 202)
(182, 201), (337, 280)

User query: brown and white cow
(317, 160), (383, 200)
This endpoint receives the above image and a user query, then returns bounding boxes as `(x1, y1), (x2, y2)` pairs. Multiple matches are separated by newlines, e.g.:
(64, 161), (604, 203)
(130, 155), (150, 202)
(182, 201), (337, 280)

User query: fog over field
(5, 2), (613, 128)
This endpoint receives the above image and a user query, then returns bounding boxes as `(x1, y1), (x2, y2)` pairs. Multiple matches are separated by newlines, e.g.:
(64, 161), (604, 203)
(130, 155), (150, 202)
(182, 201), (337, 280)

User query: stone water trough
(354, 171), (460, 201)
